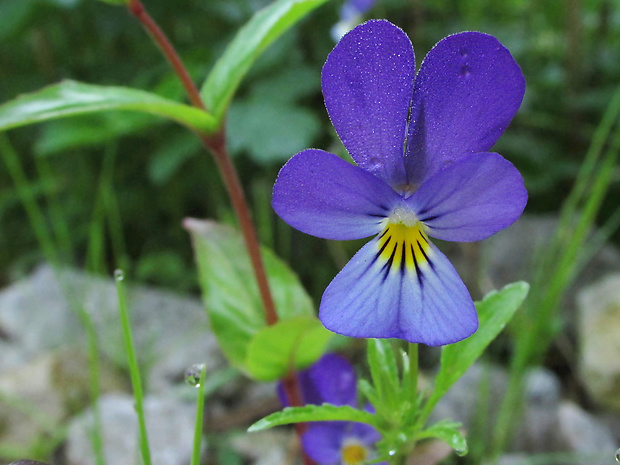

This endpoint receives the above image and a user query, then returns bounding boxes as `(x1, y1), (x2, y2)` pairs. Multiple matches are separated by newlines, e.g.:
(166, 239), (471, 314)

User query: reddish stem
(127, 2), (312, 463)
(128, 0), (205, 110)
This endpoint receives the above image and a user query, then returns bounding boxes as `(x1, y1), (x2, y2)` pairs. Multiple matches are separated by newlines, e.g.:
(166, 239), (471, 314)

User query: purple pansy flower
(279, 354), (386, 465)
(272, 20), (527, 346)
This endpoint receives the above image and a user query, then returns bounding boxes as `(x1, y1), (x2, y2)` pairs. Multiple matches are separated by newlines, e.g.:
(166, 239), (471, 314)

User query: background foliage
(1, 0), (619, 301)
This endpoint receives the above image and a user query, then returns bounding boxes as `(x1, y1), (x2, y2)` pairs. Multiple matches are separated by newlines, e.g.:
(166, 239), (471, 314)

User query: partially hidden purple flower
(332, 0), (376, 40)
(279, 354), (386, 465)
(272, 20), (527, 346)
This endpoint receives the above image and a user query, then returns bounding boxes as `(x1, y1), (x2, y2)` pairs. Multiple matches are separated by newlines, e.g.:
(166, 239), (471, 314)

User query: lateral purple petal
(405, 32), (525, 183)
(272, 149), (400, 240)
(319, 236), (478, 345)
(409, 153), (527, 242)
(322, 20), (415, 187)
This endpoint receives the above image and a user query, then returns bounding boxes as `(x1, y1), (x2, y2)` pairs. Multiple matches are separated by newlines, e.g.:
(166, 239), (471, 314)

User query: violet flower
(332, 0), (376, 40)
(279, 354), (386, 465)
(272, 20), (527, 346)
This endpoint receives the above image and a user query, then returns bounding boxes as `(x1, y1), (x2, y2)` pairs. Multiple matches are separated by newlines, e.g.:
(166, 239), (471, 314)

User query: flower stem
(126, 2), (309, 462)
(128, 0), (205, 110)
(408, 343), (418, 403)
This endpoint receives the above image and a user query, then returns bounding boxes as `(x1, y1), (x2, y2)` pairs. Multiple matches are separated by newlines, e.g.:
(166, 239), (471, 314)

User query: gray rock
(577, 273), (620, 410)
(0, 348), (126, 451)
(553, 401), (616, 465)
(513, 367), (562, 453)
(231, 429), (294, 465)
(66, 393), (197, 465)
(0, 265), (225, 393)
(432, 364), (563, 455)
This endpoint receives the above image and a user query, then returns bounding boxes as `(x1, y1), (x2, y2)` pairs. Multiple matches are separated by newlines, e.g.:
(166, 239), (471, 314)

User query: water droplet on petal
(185, 364), (205, 388)
(459, 47), (468, 57)
(114, 269), (124, 281)
(615, 448), (620, 462)
(460, 65), (471, 77)
(368, 156), (383, 170)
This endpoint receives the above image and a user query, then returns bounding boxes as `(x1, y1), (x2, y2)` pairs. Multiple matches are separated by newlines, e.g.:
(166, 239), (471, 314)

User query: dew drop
(615, 448), (620, 462)
(459, 47), (468, 57)
(388, 450), (396, 457)
(368, 156), (383, 172)
(460, 65), (471, 77)
(185, 364), (205, 388)
(455, 448), (468, 457)
(114, 269), (124, 281)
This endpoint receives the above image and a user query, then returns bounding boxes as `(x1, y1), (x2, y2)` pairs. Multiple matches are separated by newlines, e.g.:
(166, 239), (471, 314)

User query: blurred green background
(1, 0), (619, 303)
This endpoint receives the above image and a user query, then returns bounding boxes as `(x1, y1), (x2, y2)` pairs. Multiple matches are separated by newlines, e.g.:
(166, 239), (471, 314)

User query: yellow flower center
(378, 221), (431, 272)
(341, 441), (368, 465)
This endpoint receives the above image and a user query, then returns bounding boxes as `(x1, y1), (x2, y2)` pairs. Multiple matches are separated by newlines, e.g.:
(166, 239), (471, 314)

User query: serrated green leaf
(246, 316), (333, 381)
(418, 420), (468, 456)
(200, 0), (328, 124)
(0, 80), (217, 133)
(185, 219), (314, 373)
(248, 404), (379, 432)
(420, 282), (529, 423)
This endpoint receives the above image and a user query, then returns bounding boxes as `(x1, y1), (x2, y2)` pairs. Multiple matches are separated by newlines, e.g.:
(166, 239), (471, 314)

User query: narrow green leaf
(420, 282), (529, 423)
(367, 339), (400, 412)
(246, 316), (332, 381)
(0, 80), (217, 133)
(185, 219), (314, 372)
(418, 420), (468, 456)
(200, 0), (328, 124)
(248, 404), (379, 432)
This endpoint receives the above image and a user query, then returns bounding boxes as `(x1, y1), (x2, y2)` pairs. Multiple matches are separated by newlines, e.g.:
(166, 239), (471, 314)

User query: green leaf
(418, 420), (468, 456)
(367, 339), (400, 412)
(200, 0), (329, 124)
(34, 112), (155, 156)
(185, 219), (314, 373)
(421, 282), (529, 422)
(246, 316), (333, 381)
(227, 99), (320, 164)
(0, 80), (217, 133)
(248, 404), (379, 432)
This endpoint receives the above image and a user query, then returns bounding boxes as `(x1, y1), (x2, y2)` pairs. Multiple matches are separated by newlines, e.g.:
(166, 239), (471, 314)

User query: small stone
(554, 401), (615, 465)
(66, 393), (196, 465)
(577, 273), (620, 410)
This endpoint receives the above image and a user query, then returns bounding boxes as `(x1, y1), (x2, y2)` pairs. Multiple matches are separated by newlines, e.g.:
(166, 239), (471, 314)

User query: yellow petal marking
(377, 222), (430, 272)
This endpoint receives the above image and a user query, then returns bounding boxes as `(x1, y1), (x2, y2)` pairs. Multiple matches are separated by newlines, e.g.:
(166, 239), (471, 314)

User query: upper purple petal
(322, 20), (415, 187)
(278, 353), (357, 407)
(272, 149), (400, 240)
(405, 32), (525, 184)
(308, 353), (357, 407)
(408, 152), (527, 242)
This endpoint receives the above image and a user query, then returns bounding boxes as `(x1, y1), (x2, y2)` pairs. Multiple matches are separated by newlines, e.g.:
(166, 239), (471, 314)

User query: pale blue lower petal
(319, 235), (478, 345)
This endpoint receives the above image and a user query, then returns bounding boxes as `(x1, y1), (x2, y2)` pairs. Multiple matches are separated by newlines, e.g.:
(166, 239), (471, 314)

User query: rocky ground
(0, 214), (619, 465)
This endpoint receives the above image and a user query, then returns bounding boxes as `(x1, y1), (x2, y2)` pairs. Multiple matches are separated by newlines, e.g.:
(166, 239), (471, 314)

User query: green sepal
(200, 0), (328, 125)
(418, 420), (468, 456)
(248, 404), (379, 432)
(185, 219), (317, 375)
(246, 315), (333, 381)
(0, 80), (217, 134)
(420, 282), (529, 423)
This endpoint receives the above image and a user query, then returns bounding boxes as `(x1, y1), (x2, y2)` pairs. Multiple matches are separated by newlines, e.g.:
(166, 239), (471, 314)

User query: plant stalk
(126, 2), (309, 462)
